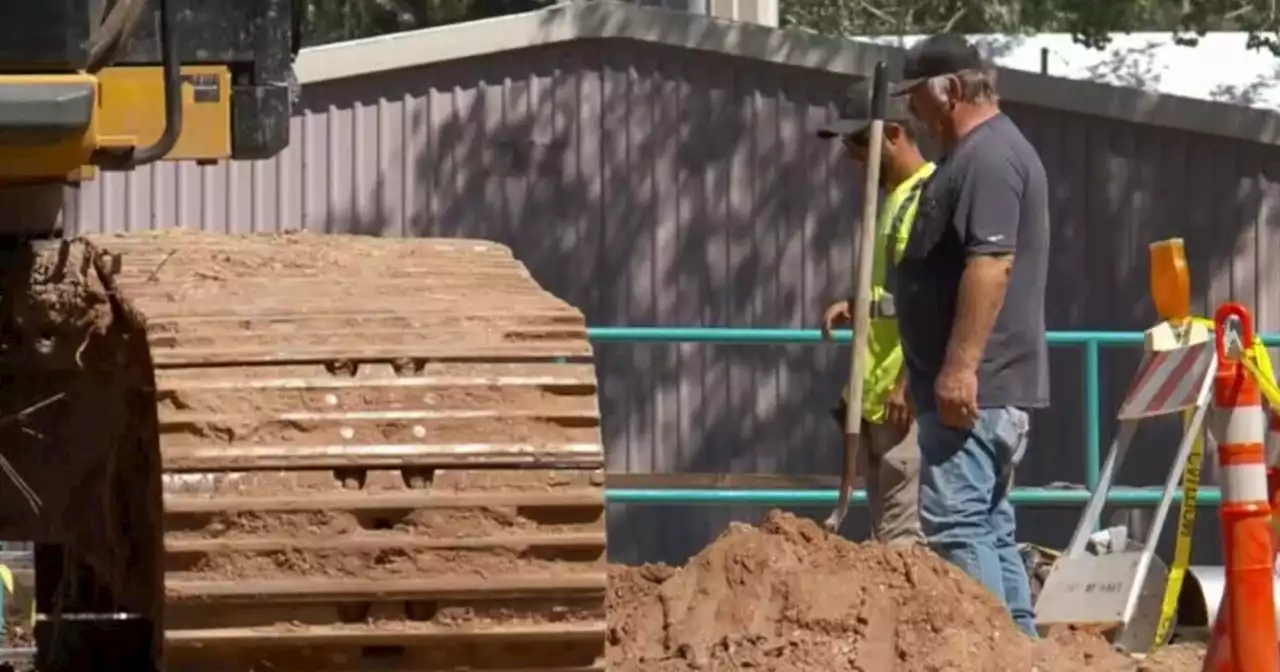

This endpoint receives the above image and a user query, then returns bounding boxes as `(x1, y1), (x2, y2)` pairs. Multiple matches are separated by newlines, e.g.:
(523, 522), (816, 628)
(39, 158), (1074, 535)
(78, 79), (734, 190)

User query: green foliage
(300, 0), (558, 47)
(780, 0), (1280, 55)
(295, 0), (1280, 55)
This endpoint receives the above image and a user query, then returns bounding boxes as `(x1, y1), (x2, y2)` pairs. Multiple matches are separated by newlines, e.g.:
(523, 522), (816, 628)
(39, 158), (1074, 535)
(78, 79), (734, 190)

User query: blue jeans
(917, 406), (1037, 637)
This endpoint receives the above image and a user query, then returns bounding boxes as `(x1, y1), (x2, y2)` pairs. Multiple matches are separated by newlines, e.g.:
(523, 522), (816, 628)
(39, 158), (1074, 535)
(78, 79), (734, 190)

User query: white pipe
(1181, 565), (1280, 635)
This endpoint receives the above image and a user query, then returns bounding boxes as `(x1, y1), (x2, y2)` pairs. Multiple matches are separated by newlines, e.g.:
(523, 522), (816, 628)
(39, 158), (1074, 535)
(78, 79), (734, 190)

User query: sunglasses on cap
(842, 131), (871, 149)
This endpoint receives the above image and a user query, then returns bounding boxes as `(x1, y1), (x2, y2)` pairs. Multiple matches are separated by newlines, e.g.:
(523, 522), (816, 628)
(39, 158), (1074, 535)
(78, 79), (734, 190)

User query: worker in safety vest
(818, 82), (936, 546)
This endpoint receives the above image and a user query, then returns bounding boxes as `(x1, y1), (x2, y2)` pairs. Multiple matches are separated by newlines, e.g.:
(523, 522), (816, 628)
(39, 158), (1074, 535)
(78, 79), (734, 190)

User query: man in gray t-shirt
(890, 33), (1050, 638)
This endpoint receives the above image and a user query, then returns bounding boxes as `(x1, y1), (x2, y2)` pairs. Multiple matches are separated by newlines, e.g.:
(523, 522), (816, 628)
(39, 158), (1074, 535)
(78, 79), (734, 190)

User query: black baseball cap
(889, 33), (984, 96)
(816, 80), (912, 139)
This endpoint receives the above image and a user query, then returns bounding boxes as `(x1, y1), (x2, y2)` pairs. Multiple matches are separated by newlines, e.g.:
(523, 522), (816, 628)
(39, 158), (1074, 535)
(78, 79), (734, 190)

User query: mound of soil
(1137, 643), (1209, 671)
(608, 510), (1204, 672)
(0, 239), (164, 625)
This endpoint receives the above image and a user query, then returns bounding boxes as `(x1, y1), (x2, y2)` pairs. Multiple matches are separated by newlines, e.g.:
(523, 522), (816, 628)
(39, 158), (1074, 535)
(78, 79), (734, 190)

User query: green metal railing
(589, 327), (1280, 508)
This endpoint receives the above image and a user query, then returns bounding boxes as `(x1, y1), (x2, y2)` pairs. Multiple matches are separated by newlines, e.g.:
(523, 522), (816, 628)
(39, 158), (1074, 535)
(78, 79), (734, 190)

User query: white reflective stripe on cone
(1220, 462), (1271, 504)
(1217, 406), (1268, 445)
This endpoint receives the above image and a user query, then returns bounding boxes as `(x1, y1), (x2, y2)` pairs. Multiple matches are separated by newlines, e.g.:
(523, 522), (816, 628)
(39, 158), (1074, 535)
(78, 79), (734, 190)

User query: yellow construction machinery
(0, 2), (607, 671)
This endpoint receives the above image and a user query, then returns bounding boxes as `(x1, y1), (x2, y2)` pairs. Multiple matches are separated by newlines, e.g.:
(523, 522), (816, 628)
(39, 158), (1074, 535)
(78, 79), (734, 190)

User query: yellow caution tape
(1242, 341), (1280, 412)
(1152, 329), (1278, 648)
(1153, 404), (1203, 647)
(1152, 317), (1215, 648)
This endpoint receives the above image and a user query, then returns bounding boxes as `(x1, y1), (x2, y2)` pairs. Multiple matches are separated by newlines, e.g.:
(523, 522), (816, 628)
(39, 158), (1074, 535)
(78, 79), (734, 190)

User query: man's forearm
(944, 254), (1013, 372)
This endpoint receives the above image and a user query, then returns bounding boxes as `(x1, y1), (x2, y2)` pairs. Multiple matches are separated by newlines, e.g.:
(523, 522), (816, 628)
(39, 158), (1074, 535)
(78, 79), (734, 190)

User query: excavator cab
(0, 0), (299, 181)
(0, 1), (299, 669)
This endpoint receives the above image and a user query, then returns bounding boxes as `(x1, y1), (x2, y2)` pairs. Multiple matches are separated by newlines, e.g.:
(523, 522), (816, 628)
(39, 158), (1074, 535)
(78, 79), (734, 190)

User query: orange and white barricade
(1202, 303), (1279, 672)
(1037, 317), (1219, 652)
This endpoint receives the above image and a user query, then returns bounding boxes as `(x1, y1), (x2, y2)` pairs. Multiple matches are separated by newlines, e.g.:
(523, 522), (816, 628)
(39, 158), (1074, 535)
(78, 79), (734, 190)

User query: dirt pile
(0, 239), (164, 626)
(608, 510), (1204, 672)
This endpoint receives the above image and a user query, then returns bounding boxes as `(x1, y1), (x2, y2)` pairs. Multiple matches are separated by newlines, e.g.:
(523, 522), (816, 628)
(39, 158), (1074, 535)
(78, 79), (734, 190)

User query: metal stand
(1035, 341), (1217, 653)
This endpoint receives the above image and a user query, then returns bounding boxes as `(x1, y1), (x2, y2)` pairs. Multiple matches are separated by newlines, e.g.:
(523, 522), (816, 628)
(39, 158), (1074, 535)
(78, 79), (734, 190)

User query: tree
(780, 0), (1280, 54)
(300, 0), (558, 47)
(296, 0), (1280, 55)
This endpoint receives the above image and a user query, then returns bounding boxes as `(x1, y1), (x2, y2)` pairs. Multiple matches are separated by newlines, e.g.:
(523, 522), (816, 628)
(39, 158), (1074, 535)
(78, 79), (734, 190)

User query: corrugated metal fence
(62, 37), (1280, 565)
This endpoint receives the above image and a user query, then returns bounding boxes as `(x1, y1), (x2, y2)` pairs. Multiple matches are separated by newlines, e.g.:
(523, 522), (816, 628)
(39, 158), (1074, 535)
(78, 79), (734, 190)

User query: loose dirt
(608, 510), (1205, 672)
(2, 620), (32, 650)
(1138, 643), (1208, 671)
(0, 239), (164, 629)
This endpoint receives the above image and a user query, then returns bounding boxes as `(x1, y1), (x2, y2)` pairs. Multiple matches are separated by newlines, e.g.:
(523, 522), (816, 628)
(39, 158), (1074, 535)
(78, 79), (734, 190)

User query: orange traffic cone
(1203, 602), (1233, 672)
(1201, 303), (1279, 672)
(1208, 466), (1280, 671)
(1271, 466), (1280, 542)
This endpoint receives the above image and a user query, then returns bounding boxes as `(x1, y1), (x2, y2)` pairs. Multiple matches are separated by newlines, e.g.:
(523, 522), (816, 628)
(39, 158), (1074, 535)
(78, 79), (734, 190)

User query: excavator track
(90, 230), (608, 672)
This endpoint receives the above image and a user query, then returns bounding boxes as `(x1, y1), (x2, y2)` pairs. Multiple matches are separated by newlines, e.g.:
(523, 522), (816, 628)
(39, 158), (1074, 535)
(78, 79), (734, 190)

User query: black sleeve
(950, 151), (1024, 256)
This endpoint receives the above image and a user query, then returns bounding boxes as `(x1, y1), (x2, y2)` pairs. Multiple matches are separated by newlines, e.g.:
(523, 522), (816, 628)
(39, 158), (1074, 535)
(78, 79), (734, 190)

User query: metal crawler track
(91, 231), (607, 672)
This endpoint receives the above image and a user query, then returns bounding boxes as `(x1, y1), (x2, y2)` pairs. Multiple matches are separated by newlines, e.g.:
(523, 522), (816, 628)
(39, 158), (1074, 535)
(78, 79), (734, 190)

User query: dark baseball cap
(889, 33), (984, 96)
(816, 80), (912, 139)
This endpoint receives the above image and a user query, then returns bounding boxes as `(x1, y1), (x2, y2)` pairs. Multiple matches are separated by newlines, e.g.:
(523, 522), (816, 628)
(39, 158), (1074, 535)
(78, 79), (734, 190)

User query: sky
(860, 32), (1280, 111)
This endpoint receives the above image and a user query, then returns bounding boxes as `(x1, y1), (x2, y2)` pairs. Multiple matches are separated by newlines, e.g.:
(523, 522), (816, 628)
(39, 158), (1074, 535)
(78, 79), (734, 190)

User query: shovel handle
(828, 60), (889, 533)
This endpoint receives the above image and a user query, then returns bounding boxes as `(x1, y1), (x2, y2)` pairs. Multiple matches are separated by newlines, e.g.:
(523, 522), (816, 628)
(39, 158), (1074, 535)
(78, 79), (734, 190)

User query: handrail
(588, 326), (1280, 508)
(589, 326), (1280, 346)
(607, 486), (1222, 506)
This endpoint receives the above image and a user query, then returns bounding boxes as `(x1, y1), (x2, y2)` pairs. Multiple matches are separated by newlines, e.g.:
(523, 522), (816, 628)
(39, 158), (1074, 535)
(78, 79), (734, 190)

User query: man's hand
(822, 300), (851, 340)
(937, 255), (1012, 429)
(935, 363), (979, 428)
(885, 372), (914, 431)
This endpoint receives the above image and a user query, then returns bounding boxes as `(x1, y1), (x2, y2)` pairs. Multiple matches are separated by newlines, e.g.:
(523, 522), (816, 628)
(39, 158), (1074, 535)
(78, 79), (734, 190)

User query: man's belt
(869, 293), (896, 319)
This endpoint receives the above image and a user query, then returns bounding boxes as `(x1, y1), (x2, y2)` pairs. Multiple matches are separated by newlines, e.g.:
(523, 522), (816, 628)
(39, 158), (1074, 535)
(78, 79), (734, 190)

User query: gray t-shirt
(896, 113), (1050, 412)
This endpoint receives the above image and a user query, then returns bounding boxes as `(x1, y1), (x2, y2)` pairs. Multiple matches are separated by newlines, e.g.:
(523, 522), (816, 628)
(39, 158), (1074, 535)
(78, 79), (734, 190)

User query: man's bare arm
(944, 254), (1013, 372)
